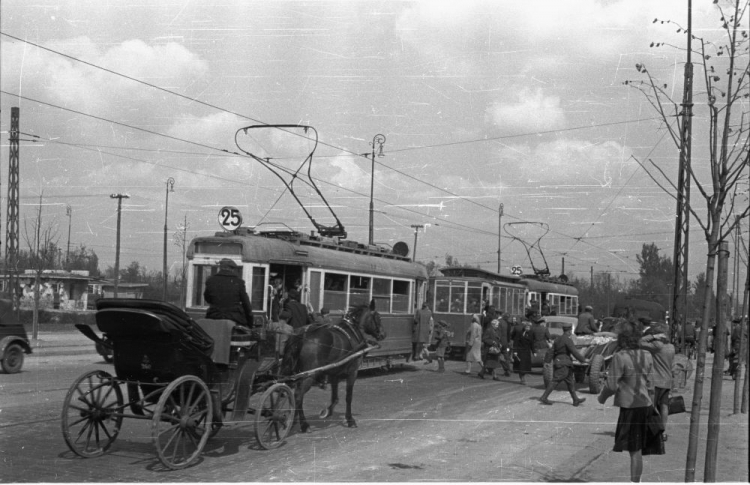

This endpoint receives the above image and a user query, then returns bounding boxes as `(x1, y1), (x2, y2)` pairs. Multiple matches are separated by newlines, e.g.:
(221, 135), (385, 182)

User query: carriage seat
(196, 319), (257, 365)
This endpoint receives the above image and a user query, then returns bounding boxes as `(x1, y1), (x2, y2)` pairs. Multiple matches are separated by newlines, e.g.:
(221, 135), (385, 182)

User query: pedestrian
(480, 318), (503, 380)
(576, 305), (598, 335)
(464, 314), (483, 375)
(539, 321), (589, 406)
(496, 312), (512, 377)
(726, 318), (743, 378)
(423, 320), (453, 373)
(598, 321), (663, 483)
(203, 258), (254, 327)
(412, 303), (433, 362)
(531, 316), (552, 354)
(284, 288), (312, 330)
(511, 320), (534, 385)
(640, 322), (675, 440)
(269, 309), (293, 357)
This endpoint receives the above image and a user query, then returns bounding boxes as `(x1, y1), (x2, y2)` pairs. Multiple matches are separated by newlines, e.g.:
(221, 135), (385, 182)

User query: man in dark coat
(576, 305), (598, 335)
(203, 258), (253, 327)
(495, 312), (512, 377)
(539, 322), (588, 406)
(531, 317), (552, 353)
(284, 288), (311, 330)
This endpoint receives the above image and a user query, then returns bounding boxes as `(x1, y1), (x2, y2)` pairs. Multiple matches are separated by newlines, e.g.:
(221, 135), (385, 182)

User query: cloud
(495, 137), (636, 185)
(486, 87), (566, 133)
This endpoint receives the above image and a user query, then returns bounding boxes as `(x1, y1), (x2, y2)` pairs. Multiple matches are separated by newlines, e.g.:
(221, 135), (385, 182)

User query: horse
(280, 300), (385, 432)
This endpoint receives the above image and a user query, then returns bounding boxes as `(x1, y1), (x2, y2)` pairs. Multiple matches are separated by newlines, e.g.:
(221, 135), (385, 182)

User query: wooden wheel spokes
(61, 370), (124, 458)
(255, 383), (294, 450)
(152, 375), (212, 470)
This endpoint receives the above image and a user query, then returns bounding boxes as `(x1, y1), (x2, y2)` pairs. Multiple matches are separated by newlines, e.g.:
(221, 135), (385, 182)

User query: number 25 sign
(218, 206), (243, 231)
(511, 265), (523, 275)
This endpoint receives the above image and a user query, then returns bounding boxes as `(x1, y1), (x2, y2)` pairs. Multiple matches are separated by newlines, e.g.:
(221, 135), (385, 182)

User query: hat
(585, 305), (593, 311)
(437, 320), (449, 328)
(279, 309), (292, 321)
(288, 288), (300, 301)
(562, 322), (574, 331)
(490, 319), (499, 325)
(638, 316), (653, 326)
(219, 258), (238, 268)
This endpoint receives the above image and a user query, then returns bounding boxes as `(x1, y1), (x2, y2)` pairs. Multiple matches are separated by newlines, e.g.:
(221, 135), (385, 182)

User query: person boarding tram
(203, 258), (253, 327)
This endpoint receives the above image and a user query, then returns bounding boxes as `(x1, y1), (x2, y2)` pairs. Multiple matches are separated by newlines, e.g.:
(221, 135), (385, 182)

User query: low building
(1, 270), (92, 311)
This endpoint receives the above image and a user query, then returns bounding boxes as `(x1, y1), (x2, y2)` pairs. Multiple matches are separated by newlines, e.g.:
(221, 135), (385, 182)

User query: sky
(0, 0), (747, 289)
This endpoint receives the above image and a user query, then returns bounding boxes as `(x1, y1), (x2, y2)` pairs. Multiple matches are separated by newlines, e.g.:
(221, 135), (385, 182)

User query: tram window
(323, 272), (348, 311)
(392, 279), (410, 313)
(191, 264), (219, 307)
(250, 267), (266, 310)
(467, 284), (482, 314)
(450, 284), (466, 314)
(373, 278), (391, 313)
(491, 286), (501, 311)
(308, 272), (322, 313)
(514, 289), (524, 315)
(435, 284), (450, 312)
(499, 288), (507, 314)
(349, 275), (371, 308)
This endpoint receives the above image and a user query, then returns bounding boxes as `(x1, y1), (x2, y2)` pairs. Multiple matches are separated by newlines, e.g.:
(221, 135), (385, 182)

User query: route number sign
(511, 265), (523, 275)
(219, 206), (242, 231)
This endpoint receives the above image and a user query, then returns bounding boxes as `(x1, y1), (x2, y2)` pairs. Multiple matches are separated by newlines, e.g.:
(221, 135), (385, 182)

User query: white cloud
(486, 87), (566, 133)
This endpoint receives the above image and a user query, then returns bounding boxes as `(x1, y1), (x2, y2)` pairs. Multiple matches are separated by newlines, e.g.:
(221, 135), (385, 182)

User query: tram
(185, 227), (429, 369)
(427, 267), (579, 356)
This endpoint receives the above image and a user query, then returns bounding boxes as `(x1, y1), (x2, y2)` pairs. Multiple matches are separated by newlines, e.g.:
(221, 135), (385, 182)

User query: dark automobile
(0, 320), (32, 373)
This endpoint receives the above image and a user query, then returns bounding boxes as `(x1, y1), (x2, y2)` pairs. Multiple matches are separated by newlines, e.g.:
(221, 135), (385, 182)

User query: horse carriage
(64, 298), (382, 469)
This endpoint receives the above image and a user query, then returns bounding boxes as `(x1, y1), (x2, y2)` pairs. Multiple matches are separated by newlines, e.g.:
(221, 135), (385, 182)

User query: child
(422, 320), (453, 373)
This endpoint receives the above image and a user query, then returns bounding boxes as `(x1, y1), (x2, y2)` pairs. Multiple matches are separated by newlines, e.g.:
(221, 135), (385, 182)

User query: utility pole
(411, 224), (424, 262)
(497, 203), (503, 273)
(5, 107), (20, 310)
(65, 205), (72, 270)
(368, 134), (385, 246)
(110, 194), (129, 298)
(163, 177), (174, 301)
(671, 0), (694, 354)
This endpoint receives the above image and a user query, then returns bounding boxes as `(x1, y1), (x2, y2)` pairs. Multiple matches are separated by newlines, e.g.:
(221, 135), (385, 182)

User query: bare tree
(22, 194), (60, 339)
(625, 0), (749, 480)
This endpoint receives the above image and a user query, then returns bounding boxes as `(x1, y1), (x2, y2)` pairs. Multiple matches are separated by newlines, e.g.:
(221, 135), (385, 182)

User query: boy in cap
(539, 321), (589, 406)
(422, 320), (453, 373)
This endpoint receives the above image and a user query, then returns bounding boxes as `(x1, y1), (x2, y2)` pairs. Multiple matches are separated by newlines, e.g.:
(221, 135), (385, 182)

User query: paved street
(1, 330), (747, 482)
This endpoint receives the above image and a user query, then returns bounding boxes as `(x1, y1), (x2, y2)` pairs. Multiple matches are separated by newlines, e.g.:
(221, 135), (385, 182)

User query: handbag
(646, 406), (665, 434)
(668, 395), (686, 415)
(488, 346), (501, 355)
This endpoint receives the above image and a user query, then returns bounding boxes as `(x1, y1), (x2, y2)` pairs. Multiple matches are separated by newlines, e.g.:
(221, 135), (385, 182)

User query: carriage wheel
(61, 370), (124, 458)
(152, 375), (213, 470)
(255, 383), (294, 450)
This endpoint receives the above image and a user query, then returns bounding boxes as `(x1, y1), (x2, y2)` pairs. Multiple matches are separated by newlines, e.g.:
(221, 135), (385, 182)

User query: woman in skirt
(598, 321), (663, 482)
(464, 314), (483, 375)
(510, 320), (534, 384)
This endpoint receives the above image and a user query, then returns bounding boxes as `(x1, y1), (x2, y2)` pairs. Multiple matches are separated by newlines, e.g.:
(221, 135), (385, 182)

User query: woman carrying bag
(598, 321), (664, 482)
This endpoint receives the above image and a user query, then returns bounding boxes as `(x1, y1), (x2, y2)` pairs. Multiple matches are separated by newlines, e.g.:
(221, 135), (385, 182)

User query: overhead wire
(0, 33), (672, 274)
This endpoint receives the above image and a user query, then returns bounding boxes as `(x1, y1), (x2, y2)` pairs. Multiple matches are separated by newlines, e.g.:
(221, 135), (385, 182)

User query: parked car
(0, 320), (32, 373)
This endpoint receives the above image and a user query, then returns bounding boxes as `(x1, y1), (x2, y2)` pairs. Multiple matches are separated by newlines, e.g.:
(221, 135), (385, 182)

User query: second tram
(427, 267), (579, 356)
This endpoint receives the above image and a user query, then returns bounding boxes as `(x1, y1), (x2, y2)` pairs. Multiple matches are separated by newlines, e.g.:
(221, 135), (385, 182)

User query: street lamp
(368, 134), (386, 246)
(410, 224), (424, 262)
(163, 177), (175, 301)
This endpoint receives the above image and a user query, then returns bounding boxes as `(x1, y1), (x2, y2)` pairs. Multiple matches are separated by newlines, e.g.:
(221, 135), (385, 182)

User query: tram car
(185, 227), (429, 369)
(427, 267), (579, 357)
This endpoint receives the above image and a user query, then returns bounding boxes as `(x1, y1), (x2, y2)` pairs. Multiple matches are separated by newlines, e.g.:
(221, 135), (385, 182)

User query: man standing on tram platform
(284, 288), (311, 330)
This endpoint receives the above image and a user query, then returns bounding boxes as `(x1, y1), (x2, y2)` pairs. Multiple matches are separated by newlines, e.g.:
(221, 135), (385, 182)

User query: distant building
(1, 270), (92, 310)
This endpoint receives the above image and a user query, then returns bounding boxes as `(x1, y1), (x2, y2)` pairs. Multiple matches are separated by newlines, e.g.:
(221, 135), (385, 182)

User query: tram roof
(520, 276), (579, 295)
(188, 230), (429, 280)
(437, 267), (523, 285)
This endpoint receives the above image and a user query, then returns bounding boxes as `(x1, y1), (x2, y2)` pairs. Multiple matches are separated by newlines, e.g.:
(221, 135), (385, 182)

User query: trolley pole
(111, 194), (129, 298)
(411, 224), (424, 262)
(368, 134), (386, 246)
(497, 203), (503, 273)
